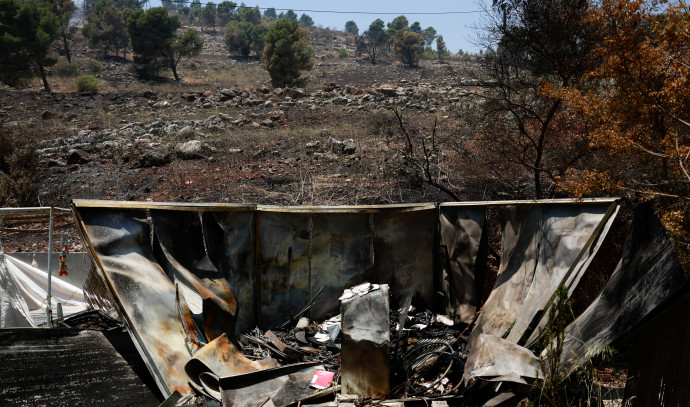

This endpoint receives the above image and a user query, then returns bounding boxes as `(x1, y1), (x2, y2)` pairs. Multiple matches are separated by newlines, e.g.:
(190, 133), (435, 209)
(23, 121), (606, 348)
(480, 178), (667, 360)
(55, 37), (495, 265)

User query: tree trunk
(38, 63), (50, 93)
(171, 60), (179, 81)
(62, 32), (71, 63)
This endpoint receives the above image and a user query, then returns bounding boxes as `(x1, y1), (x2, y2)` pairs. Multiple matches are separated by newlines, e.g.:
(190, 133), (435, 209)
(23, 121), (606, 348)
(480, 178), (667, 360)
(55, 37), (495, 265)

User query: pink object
(310, 370), (335, 389)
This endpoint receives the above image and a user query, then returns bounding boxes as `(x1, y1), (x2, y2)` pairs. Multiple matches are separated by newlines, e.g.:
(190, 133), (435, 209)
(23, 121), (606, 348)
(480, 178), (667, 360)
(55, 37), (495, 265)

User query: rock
(178, 126), (195, 139)
(218, 113), (232, 122)
(327, 137), (343, 154)
(135, 144), (171, 168)
(41, 110), (54, 120)
(175, 140), (208, 160)
(152, 101), (170, 109)
(342, 139), (356, 155)
(228, 148), (243, 154)
(261, 119), (274, 128)
(305, 141), (321, 155)
(142, 90), (157, 100)
(65, 149), (91, 165)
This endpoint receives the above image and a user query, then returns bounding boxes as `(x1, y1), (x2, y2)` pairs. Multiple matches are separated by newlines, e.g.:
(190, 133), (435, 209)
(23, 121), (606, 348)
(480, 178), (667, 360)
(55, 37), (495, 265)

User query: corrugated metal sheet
(0, 328), (162, 406)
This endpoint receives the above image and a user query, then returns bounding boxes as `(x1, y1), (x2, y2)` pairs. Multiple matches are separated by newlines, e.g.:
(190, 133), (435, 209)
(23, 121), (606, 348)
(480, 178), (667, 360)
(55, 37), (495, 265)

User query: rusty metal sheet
(438, 205), (487, 323)
(184, 333), (275, 399)
(220, 362), (323, 407)
(341, 284), (391, 398)
(560, 203), (687, 374)
(463, 333), (541, 384)
(469, 202), (618, 350)
(73, 207), (193, 396)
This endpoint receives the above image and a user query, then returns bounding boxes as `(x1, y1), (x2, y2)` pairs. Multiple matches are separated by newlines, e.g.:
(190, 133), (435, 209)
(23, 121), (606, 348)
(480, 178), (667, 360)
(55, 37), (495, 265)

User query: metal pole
(46, 206), (54, 327)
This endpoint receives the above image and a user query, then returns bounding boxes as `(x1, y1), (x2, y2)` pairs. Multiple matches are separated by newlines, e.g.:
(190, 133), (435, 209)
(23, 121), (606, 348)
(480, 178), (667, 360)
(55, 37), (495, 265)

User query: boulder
(175, 140), (209, 160)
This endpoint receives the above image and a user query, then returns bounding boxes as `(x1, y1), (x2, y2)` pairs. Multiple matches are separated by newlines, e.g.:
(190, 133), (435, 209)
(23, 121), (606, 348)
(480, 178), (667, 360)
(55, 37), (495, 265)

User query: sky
(147, 0), (489, 54)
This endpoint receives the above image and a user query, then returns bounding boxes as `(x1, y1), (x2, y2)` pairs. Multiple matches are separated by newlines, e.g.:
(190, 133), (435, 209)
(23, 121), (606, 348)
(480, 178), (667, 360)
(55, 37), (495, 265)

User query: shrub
(75, 74), (99, 92)
(338, 47), (349, 58)
(86, 59), (103, 74)
(55, 61), (79, 77)
(0, 124), (37, 207)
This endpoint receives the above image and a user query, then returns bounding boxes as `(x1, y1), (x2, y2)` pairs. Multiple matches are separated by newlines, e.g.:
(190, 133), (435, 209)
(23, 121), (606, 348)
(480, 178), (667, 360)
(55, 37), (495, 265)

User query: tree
(393, 30), (424, 67)
(201, 2), (216, 32)
(387, 15), (408, 31)
(216, 1), (236, 26)
(552, 0), (689, 265)
(224, 21), (250, 55)
(361, 18), (389, 64)
(52, 0), (77, 63)
(224, 20), (265, 57)
(422, 26), (436, 47)
(409, 21), (422, 34)
(232, 5), (260, 25)
(344, 20), (358, 35)
(470, 0), (600, 198)
(284, 9), (297, 21)
(263, 8), (277, 21)
(436, 35), (447, 62)
(82, 0), (130, 57)
(0, 0), (61, 92)
(263, 19), (313, 87)
(161, 0), (176, 12)
(299, 13), (314, 27)
(128, 7), (202, 80)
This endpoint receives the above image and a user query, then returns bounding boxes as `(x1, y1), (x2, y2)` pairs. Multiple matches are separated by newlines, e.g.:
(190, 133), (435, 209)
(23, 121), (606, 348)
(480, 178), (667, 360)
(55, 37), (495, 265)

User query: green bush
(55, 61), (79, 77)
(86, 59), (103, 74)
(263, 19), (314, 88)
(75, 74), (99, 92)
(338, 47), (349, 58)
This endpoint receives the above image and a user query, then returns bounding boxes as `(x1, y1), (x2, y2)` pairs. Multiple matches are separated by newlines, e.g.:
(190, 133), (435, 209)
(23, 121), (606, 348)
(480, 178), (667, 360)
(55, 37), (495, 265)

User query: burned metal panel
(511, 202), (619, 346)
(463, 333), (541, 383)
(341, 284), (391, 398)
(469, 205), (541, 347)
(258, 211), (312, 329)
(0, 328), (162, 405)
(150, 209), (238, 341)
(623, 289), (690, 407)
(74, 207), (192, 396)
(202, 210), (256, 336)
(560, 203), (687, 374)
(469, 202), (618, 349)
(373, 209), (436, 309)
(438, 205), (487, 323)
(220, 362), (323, 407)
(308, 212), (372, 321)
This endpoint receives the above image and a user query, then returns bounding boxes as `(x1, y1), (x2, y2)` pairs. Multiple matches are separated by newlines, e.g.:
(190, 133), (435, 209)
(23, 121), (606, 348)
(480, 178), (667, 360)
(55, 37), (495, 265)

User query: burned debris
(1, 198), (687, 406)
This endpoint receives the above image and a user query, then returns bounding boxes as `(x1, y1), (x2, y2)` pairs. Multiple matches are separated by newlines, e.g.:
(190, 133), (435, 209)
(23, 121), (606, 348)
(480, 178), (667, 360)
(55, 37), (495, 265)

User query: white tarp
(5, 255), (87, 317)
(0, 254), (36, 327)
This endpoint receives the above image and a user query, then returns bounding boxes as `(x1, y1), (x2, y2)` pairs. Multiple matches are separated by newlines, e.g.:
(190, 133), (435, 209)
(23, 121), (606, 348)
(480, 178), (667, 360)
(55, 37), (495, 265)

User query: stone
(65, 149), (91, 165)
(178, 126), (195, 139)
(135, 144), (171, 168)
(41, 110), (54, 120)
(342, 139), (356, 155)
(175, 140), (207, 160)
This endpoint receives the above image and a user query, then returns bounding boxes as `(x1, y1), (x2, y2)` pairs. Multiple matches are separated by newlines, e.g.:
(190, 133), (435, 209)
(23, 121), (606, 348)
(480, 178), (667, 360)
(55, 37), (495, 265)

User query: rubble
(0, 198), (676, 406)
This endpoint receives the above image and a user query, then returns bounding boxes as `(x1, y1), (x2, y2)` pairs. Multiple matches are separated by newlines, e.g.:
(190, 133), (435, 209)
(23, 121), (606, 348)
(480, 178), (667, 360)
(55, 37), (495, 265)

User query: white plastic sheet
(0, 254), (35, 328)
(5, 255), (87, 316)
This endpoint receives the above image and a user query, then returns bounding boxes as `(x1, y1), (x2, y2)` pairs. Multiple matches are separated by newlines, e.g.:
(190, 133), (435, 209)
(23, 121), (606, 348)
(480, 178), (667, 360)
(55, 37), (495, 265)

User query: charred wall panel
(438, 205), (487, 323)
(76, 207), (193, 396)
(202, 211), (256, 336)
(373, 209), (436, 309)
(258, 211), (312, 329)
(308, 212), (372, 321)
